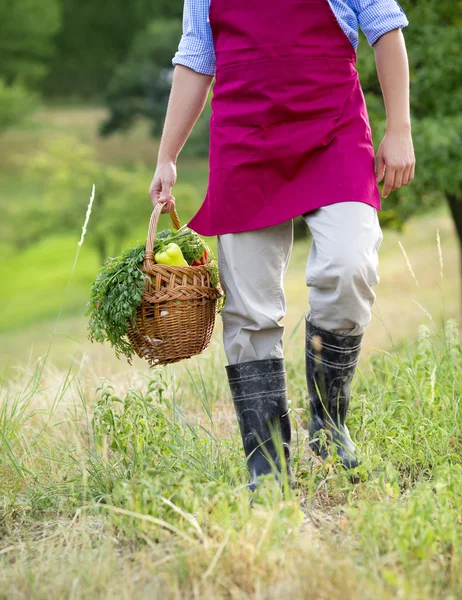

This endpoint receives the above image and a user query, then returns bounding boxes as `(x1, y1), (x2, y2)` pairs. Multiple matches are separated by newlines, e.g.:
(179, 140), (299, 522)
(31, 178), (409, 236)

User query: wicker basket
(127, 205), (223, 367)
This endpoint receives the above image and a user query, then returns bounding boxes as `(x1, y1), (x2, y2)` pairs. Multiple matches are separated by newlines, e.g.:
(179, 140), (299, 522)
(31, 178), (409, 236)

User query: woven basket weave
(127, 205), (222, 367)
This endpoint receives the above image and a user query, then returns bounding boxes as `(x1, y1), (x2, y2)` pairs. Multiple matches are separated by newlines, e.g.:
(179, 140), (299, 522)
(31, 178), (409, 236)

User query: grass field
(0, 317), (461, 598)
(1, 107), (461, 598)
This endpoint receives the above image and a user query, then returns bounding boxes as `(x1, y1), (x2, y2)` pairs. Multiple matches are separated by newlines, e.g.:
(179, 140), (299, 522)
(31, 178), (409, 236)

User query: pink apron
(187, 0), (381, 236)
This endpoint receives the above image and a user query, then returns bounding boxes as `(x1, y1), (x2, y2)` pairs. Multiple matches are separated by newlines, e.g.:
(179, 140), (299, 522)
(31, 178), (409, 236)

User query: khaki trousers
(217, 202), (383, 365)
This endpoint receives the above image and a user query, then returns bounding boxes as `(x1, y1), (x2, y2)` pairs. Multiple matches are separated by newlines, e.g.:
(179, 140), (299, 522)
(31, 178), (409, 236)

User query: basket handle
(145, 204), (182, 261)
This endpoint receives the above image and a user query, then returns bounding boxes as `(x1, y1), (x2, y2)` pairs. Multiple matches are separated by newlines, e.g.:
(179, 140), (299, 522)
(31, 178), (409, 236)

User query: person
(148, 0), (416, 490)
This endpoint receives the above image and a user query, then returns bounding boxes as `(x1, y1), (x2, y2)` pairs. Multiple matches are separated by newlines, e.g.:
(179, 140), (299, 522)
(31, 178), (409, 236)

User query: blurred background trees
(99, 17), (212, 158)
(358, 1), (462, 286)
(0, 134), (201, 264)
(0, 80), (37, 132)
(0, 0), (60, 130)
(0, 0), (61, 85)
(99, 20), (182, 138)
(42, 0), (182, 99)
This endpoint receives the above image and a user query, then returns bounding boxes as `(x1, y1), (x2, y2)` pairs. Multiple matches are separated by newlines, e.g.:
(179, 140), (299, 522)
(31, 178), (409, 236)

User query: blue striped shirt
(172, 0), (409, 76)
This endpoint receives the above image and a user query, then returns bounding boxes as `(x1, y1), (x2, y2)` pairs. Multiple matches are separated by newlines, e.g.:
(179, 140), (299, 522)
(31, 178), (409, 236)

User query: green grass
(0, 235), (99, 332)
(0, 320), (461, 599)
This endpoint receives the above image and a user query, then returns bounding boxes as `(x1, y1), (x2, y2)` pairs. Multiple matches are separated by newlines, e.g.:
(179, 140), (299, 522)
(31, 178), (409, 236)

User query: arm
(373, 29), (416, 198)
(149, 66), (213, 212)
(149, 0), (215, 212)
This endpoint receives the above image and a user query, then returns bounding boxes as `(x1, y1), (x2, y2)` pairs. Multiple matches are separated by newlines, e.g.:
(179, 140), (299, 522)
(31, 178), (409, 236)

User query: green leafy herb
(85, 242), (148, 362)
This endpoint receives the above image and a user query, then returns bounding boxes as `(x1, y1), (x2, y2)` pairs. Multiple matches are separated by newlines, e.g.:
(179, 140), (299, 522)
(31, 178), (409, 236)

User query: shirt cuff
(172, 35), (216, 76)
(359, 4), (409, 46)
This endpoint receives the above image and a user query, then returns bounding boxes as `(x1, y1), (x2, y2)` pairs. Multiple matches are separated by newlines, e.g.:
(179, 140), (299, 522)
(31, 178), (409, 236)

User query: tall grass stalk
(1, 187), (95, 485)
(398, 240), (419, 288)
(436, 228), (444, 280)
(41, 184), (95, 375)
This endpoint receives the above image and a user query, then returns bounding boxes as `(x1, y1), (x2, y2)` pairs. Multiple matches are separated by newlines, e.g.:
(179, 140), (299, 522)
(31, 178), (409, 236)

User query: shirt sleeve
(351, 0), (409, 46)
(172, 0), (216, 76)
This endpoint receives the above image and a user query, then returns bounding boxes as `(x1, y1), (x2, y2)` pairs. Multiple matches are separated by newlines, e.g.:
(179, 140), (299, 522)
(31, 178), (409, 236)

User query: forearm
(158, 65), (214, 164)
(373, 29), (410, 133)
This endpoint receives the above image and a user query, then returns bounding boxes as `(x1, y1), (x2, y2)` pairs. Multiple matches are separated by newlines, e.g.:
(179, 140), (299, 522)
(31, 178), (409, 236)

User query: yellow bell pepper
(154, 243), (188, 266)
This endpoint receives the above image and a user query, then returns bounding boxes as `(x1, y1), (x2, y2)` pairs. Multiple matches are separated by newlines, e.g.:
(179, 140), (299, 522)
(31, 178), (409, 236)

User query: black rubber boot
(226, 358), (292, 491)
(305, 318), (362, 470)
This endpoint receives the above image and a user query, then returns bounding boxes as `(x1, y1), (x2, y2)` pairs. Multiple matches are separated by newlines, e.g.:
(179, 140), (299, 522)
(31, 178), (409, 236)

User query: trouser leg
(218, 221), (294, 489)
(303, 201), (383, 335)
(303, 202), (383, 469)
(217, 220), (293, 365)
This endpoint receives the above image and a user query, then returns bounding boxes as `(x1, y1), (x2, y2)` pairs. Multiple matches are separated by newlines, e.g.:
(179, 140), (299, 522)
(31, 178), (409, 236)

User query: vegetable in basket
(154, 242), (188, 266)
(85, 226), (222, 362)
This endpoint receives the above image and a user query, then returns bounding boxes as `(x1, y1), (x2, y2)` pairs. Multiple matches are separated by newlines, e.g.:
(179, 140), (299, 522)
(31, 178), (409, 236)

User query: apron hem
(188, 196), (381, 237)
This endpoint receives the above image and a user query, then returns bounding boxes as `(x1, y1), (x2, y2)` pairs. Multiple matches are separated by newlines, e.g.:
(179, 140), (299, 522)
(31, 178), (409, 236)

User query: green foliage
(1, 134), (203, 264)
(88, 371), (295, 536)
(101, 18), (212, 157)
(411, 117), (462, 199)
(348, 464), (462, 593)
(100, 19), (182, 137)
(0, 0), (61, 86)
(0, 0), (59, 133)
(42, 0), (182, 99)
(181, 95), (213, 158)
(353, 320), (462, 486)
(357, 1), (462, 236)
(90, 373), (241, 496)
(0, 80), (38, 132)
(86, 242), (148, 362)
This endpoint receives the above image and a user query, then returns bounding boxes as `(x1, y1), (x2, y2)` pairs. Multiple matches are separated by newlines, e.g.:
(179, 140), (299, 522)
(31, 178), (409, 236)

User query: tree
(0, 80), (37, 133)
(356, 1), (462, 301)
(100, 19), (183, 138)
(100, 17), (212, 157)
(0, 0), (60, 131)
(42, 0), (183, 99)
(0, 135), (201, 264)
(0, 0), (61, 85)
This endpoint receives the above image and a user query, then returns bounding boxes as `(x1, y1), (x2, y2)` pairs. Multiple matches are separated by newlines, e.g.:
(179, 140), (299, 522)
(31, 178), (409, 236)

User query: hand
(148, 161), (177, 213)
(375, 129), (415, 198)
